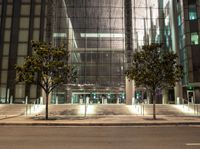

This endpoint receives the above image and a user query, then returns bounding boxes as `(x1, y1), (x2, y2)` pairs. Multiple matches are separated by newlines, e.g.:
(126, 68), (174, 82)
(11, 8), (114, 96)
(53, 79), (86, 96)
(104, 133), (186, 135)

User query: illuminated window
(178, 15), (181, 26)
(189, 5), (197, 20)
(18, 30), (29, 42)
(15, 85), (25, 98)
(18, 43), (28, 56)
(1, 71), (7, 84)
(6, 5), (12, 16)
(3, 43), (9, 56)
(5, 17), (12, 29)
(20, 17), (29, 28)
(0, 86), (6, 100)
(2, 57), (8, 69)
(34, 5), (41, 15)
(191, 32), (199, 45)
(20, 5), (30, 16)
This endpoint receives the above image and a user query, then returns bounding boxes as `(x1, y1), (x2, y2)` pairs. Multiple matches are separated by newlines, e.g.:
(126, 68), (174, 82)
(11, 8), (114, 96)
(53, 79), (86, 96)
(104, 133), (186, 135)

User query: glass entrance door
(71, 92), (125, 104)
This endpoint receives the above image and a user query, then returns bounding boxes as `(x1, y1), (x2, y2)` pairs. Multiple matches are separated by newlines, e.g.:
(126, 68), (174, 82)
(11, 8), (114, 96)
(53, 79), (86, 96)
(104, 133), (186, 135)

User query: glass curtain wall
(51, 0), (171, 104)
(51, 0), (125, 104)
(0, 0), (172, 104)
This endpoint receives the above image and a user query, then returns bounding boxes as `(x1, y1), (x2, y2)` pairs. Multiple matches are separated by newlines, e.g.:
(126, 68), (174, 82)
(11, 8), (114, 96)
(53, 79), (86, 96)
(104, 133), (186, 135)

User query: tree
(16, 41), (77, 120)
(125, 44), (183, 119)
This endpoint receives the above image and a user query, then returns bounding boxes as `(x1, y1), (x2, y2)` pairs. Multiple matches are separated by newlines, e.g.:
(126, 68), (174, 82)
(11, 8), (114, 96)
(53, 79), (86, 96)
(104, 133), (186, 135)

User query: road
(0, 126), (200, 149)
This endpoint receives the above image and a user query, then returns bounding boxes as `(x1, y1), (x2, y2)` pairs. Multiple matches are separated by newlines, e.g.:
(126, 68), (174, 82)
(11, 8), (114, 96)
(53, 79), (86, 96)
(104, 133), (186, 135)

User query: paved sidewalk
(0, 114), (200, 126)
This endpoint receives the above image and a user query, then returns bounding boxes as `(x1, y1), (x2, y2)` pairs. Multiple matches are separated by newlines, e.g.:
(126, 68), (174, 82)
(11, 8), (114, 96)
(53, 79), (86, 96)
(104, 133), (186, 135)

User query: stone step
(0, 104), (199, 116)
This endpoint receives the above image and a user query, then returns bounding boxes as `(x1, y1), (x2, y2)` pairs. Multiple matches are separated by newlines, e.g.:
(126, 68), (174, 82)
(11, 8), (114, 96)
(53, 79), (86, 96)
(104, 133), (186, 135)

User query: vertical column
(24, 0), (35, 101)
(150, 7), (154, 43)
(126, 77), (135, 105)
(0, 0), (7, 85)
(170, 0), (183, 102)
(162, 89), (168, 104)
(40, 0), (46, 42)
(46, 0), (54, 43)
(124, 0), (134, 105)
(7, 0), (21, 102)
(0, 1), (7, 102)
(158, 0), (165, 44)
(124, 0), (133, 67)
(37, 0), (46, 99)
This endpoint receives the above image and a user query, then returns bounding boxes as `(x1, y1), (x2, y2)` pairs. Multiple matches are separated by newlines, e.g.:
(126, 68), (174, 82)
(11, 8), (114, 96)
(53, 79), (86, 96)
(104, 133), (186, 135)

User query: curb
(0, 122), (200, 126)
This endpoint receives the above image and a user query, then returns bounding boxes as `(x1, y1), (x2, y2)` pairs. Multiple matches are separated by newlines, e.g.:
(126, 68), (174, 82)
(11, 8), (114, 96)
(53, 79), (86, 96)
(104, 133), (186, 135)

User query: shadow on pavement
(0, 114), (24, 120)
(31, 115), (106, 121)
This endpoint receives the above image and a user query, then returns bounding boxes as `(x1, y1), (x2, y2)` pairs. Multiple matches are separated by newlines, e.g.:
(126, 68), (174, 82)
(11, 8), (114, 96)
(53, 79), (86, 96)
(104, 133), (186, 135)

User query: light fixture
(80, 33), (124, 38)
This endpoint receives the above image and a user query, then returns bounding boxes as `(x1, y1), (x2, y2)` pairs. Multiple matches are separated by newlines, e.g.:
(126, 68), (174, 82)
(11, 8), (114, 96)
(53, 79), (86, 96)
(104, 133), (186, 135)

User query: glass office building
(0, 0), (199, 104)
(176, 0), (200, 103)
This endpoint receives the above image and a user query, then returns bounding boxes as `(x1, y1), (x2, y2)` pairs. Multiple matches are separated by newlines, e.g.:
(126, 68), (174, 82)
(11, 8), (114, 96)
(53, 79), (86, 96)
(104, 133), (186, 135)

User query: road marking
(186, 143), (200, 146)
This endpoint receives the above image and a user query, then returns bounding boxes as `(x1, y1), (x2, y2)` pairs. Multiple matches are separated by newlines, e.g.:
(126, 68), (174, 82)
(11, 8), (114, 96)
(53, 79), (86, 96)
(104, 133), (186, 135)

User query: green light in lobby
(187, 86), (194, 90)
(121, 93), (125, 99)
(107, 93), (111, 99)
(92, 93), (96, 99)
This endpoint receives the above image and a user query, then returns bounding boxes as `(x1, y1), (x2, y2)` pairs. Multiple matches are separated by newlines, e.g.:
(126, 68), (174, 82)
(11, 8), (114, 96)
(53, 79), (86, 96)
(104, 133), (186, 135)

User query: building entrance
(71, 92), (125, 104)
(187, 91), (195, 103)
(51, 92), (66, 104)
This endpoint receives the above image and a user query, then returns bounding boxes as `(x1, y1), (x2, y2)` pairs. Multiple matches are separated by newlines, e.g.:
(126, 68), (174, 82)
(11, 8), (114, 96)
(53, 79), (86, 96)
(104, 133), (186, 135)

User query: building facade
(0, 0), (199, 104)
(176, 0), (200, 103)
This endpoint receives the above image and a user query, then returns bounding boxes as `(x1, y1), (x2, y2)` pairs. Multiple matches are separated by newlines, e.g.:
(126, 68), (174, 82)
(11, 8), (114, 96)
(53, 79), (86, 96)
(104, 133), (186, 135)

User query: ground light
(26, 104), (45, 115)
(173, 104), (197, 115)
(78, 105), (96, 116)
(128, 104), (146, 115)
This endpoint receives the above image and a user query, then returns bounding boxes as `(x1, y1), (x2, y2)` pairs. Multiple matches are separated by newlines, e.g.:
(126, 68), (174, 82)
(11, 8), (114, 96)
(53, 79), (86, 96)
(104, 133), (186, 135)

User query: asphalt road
(0, 126), (200, 149)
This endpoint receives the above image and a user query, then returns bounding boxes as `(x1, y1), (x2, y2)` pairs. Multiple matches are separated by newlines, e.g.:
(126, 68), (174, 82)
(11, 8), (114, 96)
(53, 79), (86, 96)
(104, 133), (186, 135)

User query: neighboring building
(0, 0), (199, 104)
(176, 0), (200, 103)
(0, 0), (46, 103)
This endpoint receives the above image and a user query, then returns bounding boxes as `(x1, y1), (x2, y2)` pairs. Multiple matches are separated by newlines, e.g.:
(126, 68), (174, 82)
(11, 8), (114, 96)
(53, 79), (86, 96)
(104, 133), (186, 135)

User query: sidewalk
(0, 114), (200, 126)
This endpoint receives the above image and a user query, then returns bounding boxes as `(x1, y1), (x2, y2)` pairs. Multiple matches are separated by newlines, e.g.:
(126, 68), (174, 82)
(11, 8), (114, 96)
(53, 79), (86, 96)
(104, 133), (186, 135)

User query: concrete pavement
(0, 114), (200, 126)
(0, 104), (200, 126)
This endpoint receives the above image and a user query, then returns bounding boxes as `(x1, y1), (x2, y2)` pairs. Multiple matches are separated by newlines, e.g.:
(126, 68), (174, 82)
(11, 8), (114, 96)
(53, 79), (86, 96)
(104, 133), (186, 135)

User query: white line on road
(186, 143), (200, 146)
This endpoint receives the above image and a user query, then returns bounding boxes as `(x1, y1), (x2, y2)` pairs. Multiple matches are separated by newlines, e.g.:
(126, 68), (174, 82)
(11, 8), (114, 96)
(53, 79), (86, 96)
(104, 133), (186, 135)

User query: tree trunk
(153, 91), (156, 120)
(45, 93), (49, 120)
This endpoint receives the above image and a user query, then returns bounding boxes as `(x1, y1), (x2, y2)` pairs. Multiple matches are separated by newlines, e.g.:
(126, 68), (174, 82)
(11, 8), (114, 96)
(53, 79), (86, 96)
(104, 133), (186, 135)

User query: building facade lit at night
(0, 0), (200, 104)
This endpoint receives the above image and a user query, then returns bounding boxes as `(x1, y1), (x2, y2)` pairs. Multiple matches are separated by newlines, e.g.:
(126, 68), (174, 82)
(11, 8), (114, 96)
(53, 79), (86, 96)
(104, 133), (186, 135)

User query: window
(18, 30), (29, 42)
(5, 17), (12, 29)
(15, 85), (25, 98)
(0, 86), (6, 100)
(1, 71), (7, 84)
(17, 57), (25, 65)
(17, 43), (28, 56)
(30, 85), (37, 98)
(2, 57), (8, 69)
(178, 15), (181, 26)
(34, 5), (41, 15)
(191, 32), (199, 45)
(189, 5), (197, 20)
(20, 5), (30, 16)
(20, 17), (29, 28)
(33, 30), (40, 41)
(6, 5), (12, 16)
(4, 30), (11, 42)
(3, 43), (10, 56)
(34, 17), (40, 28)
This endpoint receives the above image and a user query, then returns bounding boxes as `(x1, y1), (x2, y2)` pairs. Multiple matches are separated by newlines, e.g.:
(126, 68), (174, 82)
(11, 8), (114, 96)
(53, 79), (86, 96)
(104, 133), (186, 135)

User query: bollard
(143, 104), (145, 116)
(10, 95), (13, 104)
